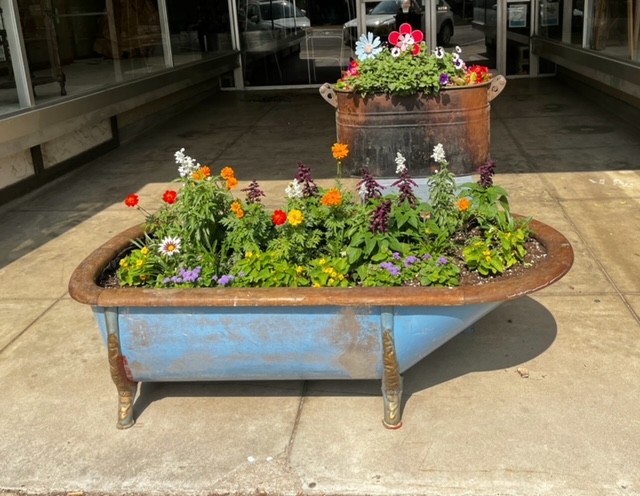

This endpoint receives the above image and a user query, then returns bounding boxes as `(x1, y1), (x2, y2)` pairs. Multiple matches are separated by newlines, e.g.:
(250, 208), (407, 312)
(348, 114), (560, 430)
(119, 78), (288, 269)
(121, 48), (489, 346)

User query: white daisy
(159, 236), (181, 257)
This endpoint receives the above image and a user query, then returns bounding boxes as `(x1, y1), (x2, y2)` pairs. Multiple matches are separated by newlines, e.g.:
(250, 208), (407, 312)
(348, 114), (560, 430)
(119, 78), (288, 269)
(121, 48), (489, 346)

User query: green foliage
(117, 146), (535, 289)
(337, 45), (467, 96)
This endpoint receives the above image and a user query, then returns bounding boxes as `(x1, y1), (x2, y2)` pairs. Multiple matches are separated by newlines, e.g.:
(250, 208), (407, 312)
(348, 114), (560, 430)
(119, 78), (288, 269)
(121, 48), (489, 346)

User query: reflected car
(244, 0), (311, 31)
(342, 0), (455, 48)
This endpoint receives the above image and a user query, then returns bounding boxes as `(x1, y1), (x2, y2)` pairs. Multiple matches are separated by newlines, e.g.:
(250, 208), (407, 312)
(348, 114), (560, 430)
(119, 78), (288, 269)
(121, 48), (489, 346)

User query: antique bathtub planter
(69, 219), (572, 430)
(320, 76), (507, 177)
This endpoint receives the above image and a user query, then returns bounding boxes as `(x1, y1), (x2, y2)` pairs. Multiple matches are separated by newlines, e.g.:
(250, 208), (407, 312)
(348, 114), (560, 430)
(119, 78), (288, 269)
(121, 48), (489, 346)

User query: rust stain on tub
(335, 307), (380, 378)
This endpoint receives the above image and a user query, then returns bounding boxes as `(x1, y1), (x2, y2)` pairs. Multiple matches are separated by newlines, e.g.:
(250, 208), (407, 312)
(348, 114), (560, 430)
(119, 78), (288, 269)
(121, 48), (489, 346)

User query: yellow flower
(331, 270), (338, 278)
(328, 278), (335, 285)
(119, 259), (128, 268)
(319, 258), (327, 265)
(331, 143), (349, 160)
(136, 259), (145, 267)
(296, 266), (304, 274)
(246, 251), (253, 258)
(321, 188), (343, 207)
(140, 274), (150, 281)
(141, 247), (150, 256)
(314, 282), (321, 288)
(287, 209), (304, 227)
(483, 249), (492, 262)
(338, 274), (345, 281)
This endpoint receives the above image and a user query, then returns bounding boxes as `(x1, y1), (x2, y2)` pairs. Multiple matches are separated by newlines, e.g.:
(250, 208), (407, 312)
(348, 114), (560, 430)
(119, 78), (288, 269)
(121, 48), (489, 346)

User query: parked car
(242, 0), (310, 31)
(342, 0), (455, 48)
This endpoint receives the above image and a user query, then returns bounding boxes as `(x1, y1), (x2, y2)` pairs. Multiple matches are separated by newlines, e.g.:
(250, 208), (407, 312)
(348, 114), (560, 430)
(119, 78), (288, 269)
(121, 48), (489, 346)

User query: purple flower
(392, 252), (401, 260)
(423, 254), (432, 260)
(391, 167), (418, 207)
(357, 167), (385, 201)
(294, 162), (319, 198)
(437, 257), (449, 266)
(477, 159), (496, 188)
(162, 278), (171, 285)
(404, 256), (418, 268)
(241, 179), (266, 204)
(218, 274), (235, 287)
(439, 73), (450, 85)
(370, 199), (392, 234)
(380, 262), (401, 277)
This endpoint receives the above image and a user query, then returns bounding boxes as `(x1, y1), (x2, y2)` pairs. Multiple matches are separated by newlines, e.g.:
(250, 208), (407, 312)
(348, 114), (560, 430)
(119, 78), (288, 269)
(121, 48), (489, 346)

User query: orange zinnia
(331, 143), (349, 161)
(221, 166), (235, 180)
(226, 176), (239, 190)
(457, 198), (471, 211)
(192, 166), (211, 181)
(321, 188), (343, 207)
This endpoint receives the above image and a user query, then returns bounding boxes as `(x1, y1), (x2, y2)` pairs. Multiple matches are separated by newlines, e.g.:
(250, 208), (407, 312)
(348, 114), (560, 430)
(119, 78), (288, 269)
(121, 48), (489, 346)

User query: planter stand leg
(381, 309), (403, 429)
(105, 308), (138, 429)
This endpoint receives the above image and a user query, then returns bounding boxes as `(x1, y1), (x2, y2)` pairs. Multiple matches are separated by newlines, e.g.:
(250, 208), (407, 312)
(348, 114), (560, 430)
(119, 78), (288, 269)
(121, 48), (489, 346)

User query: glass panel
(570, 0), (584, 44)
(538, 0), (562, 40)
(166, 0), (234, 66)
(589, 0), (640, 62)
(239, 0), (348, 86)
(470, 0), (497, 68)
(0, 4), (21, 115)
(506, 1), (530, 75)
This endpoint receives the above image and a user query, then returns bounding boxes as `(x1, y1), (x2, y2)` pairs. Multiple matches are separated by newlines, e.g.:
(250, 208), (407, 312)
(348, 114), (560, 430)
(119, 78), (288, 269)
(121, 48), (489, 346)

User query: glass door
(497, 0), (533, 75)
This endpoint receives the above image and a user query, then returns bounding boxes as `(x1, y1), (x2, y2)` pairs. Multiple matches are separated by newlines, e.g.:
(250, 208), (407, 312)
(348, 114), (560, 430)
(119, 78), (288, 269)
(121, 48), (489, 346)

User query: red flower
(389, 23), (424, 54)
(124, 194), (139, 208)
(162, 190), (178, 204)
(272, 209), (287, 226)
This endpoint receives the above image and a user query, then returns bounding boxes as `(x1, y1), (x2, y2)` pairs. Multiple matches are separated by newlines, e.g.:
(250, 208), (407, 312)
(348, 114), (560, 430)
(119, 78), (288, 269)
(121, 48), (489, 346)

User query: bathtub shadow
(132, 296), (557, 423)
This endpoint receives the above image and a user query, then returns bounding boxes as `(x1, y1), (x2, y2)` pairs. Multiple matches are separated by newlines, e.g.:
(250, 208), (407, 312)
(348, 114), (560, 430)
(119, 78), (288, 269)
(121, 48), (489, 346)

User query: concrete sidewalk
(1, 78), (640, 496)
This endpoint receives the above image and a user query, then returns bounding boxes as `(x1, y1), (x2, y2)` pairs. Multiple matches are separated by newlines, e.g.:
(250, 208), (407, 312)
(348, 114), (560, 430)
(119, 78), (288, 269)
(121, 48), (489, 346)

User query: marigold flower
(287, 209), (304, 227)
(124, 194), (139, 208)
(226, 177), (239, 190)
(458, 198), (471, 211)
(231, 201), (244, 219)
(272, 209), (287, 226)
(193, 166), (211, 181)
(221, 166), (235, 180)
(321, 188), (343, 207)
(162, 190), (178, 204)
(331, 143), (349, 160)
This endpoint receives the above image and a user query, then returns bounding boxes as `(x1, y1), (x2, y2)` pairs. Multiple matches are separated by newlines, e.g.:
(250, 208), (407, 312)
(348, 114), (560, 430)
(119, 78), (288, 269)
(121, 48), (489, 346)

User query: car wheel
(437, 22), (453, 46)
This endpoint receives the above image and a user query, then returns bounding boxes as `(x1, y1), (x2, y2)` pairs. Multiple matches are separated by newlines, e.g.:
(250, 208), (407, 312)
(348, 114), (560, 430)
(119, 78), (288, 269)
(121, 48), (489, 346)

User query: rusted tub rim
(68, 218), (573, 309)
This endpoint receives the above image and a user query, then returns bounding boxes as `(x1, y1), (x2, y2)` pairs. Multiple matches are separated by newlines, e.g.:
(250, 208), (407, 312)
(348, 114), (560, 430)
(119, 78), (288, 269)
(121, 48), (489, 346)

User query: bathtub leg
(105, 308), (138, 429)
(108, 333), (138, 429)
(381, 327), (403, 429)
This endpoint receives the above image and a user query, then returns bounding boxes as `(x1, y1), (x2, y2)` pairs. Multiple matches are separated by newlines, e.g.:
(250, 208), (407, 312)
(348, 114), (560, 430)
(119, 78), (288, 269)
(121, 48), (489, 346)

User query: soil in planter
(97, 239), (547, 289)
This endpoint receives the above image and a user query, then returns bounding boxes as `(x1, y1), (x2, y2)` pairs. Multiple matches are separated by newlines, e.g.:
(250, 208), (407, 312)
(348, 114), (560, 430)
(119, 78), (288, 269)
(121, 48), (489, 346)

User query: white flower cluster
(285, 178), (304, 199)
(431, 143), (447, 164)
(175, 148), (200, 178)
(395, 152), (407, 174)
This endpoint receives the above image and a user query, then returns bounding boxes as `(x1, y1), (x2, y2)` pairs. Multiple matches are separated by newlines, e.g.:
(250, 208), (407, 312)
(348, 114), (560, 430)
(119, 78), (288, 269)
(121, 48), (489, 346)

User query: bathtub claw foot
(382, 383), (403, 429)
(116, 384), (137, 429)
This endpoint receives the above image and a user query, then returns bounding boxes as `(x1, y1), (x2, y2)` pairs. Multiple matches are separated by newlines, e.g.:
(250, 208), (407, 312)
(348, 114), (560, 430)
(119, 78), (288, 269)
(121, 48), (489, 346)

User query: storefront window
(0, 4), (21, 114)
(589, 0), (640, 62)
(166, 0), (234, 66)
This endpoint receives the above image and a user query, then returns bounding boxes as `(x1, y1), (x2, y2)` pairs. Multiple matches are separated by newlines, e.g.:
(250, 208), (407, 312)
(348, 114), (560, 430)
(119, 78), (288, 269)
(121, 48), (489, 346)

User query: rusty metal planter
(320, 77), (507, 177)
(69, 218), (572, 430)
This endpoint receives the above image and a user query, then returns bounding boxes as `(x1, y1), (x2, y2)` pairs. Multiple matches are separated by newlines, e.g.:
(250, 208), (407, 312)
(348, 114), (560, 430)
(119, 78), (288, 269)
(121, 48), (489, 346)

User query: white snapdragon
(285, 178), (304, 199)
(395, 152), (407, 174)
(431, 143), (447, 164)
(174, 148), (199, 178)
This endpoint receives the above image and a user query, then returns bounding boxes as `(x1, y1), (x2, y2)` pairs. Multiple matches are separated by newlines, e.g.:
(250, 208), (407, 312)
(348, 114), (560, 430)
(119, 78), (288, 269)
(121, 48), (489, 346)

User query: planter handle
(319, 83), (338, 108)
(488, 75), (507, 102)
